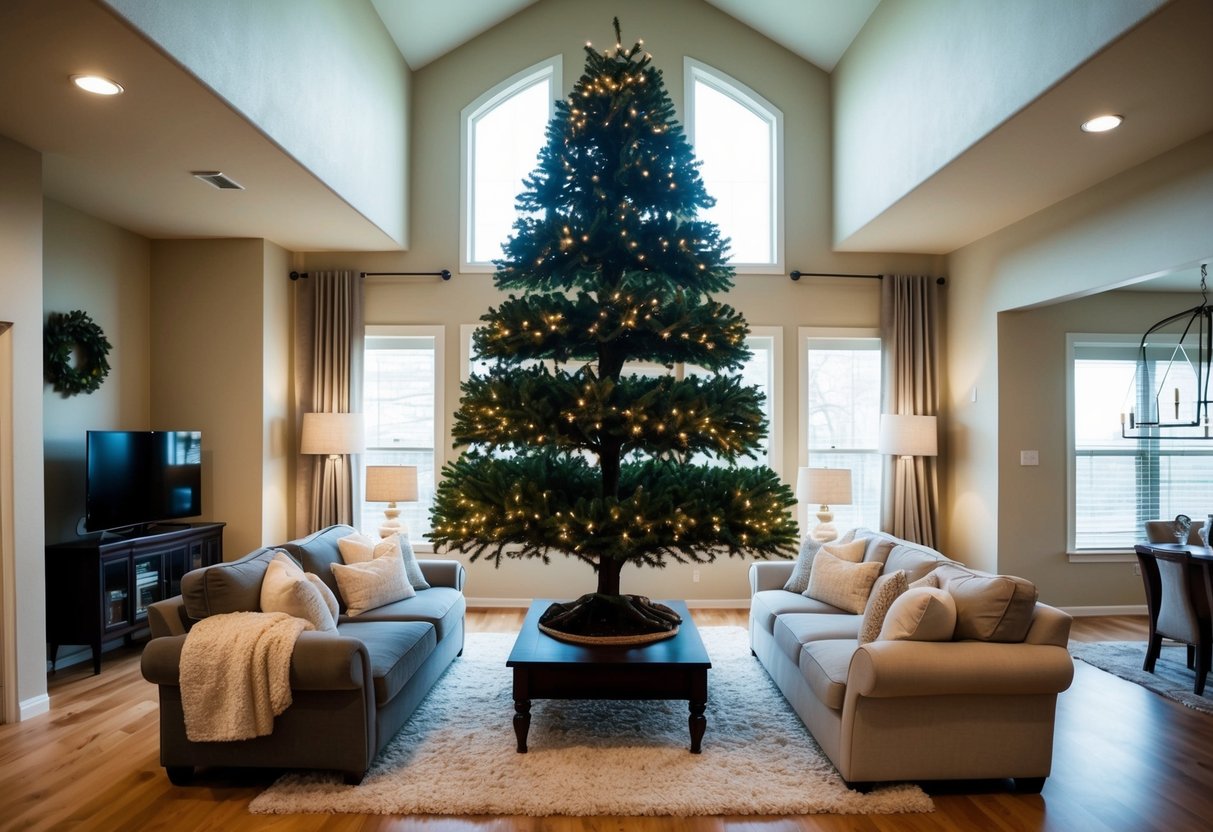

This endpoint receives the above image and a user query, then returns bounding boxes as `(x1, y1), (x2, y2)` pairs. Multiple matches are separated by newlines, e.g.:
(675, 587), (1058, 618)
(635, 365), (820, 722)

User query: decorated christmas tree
(429, 20), (797, 642)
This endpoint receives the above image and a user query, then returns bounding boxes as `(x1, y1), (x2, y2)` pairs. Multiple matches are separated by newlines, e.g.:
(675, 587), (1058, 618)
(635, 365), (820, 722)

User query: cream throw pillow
(820, 538), (867, 563)
(338, 531), (431, 590)
(878, 586), (957, 642)
(858, 569), (908, 644)
(259, 552), (337, 632)
(330, 549), (415, 616)
(806, 549), (883, 614)
(784, 529), (857, 593)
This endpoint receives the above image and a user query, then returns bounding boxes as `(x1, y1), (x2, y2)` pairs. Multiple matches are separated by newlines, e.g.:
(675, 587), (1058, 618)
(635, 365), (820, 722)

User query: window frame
(684, 57), (784, 275)
(1065, 332), (1213, 561)
(362, 324), (446, 552)
(798, 326), (882, 534)
(460, 55), (562, 274)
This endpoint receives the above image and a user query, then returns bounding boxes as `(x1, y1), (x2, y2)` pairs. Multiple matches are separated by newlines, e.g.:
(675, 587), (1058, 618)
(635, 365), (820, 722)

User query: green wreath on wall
(44, 310), (112, 396)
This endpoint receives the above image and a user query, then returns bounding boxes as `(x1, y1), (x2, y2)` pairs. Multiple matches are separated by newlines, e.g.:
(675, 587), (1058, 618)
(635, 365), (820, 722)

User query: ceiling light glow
(1081, 114), (1123, 133)
(71, 75), (124, 96)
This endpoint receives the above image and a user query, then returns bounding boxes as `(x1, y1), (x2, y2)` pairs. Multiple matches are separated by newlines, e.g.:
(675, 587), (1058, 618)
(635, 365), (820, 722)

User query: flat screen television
(85, 430), (203, 533)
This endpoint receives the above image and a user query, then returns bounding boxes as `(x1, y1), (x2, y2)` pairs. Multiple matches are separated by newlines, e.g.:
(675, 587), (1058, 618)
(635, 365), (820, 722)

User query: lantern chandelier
(1121, 263), (1212, 440)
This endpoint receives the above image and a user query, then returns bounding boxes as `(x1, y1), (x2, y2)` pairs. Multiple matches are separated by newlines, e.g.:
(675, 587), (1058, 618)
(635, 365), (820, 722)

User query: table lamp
(365, 465), (419, 539)
(797, 467), (852, 543)
(878, 414), (938, 458)
(300, 412), (365, 459)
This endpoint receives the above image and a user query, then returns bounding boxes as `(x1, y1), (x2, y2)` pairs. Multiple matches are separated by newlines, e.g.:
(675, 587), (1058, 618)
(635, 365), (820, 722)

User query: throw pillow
(933, 563), (1039, 642)
(878, 586), (957, 642)
(307, 572), (340, 622)
(858, 569), (908, 644)
(330, 549), (416, 616)
(783, 528), (857, 593)
(821, 538), (867, 563)
(337, 531), (431, 590)
(259, 551), (337, 632)
(909, 570), (940, 590)
(805, 549), (883, 614)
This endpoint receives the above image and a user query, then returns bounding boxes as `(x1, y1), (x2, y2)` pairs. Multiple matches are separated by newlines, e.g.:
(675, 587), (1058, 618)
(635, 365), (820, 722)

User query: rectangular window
(362, 326), (445, 545)
(1068, 334), (1212, 551)
(800, 329), (882, 533)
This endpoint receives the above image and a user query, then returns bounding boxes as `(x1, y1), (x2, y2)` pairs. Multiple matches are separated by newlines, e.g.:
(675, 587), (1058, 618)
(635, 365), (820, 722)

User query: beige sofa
(748, 529), (1074, 793)
(141, 524), (466, 785)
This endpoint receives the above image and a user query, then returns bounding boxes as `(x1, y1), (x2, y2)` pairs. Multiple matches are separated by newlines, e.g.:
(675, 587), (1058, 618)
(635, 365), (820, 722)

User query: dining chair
(1140, 547), (1212, 695)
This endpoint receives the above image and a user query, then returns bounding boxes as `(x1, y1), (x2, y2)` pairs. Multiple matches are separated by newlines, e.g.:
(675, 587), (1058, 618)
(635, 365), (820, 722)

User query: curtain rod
(789, 270), (946, 285)
(289, 270), (453, 281)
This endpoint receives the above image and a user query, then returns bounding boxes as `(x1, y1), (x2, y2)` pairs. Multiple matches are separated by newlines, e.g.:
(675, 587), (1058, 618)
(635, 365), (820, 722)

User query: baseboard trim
(466, 597), (752, 610)
(1059, 604), (1148, 617)
(19, 693), (49, 720)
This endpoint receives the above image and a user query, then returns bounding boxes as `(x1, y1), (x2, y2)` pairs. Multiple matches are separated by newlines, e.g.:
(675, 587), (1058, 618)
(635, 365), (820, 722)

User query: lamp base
(377, 504), (410, 540)
(811, 506), (838, 543)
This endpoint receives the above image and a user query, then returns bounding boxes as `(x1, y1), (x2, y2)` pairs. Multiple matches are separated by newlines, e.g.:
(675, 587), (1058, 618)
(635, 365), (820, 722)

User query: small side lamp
(878, 414), (938, 458)
(300, 412), (365, 458)
(797, 467), (852, 543)
(365, 465), (418, 539)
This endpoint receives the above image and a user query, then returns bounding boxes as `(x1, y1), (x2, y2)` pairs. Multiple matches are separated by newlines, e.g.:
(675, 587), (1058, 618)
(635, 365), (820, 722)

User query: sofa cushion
(751, 590), (849, 633)
(782, 528), (856, 593)
(260, 551), (338, 632)
(798, 639), (857, 711)
(336, 620), (436, 705)
(279, 524), (358, 611)
(806, 550), (883, 614)
(332, 549), (416, 616)
(859, 532), (900, 565)
(878, 586), (956, 642)
(858, 569), (908, 645)
(884, 543), (951, 583)
(773, 613), (862, 664)
(341, 586), (467, 641)
(181, 547), (279, 620)
(934, 563), (1039, 642)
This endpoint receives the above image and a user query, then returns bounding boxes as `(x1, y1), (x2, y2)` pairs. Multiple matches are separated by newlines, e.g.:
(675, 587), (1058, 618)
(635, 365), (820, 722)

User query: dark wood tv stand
(46, 521), (224, 674)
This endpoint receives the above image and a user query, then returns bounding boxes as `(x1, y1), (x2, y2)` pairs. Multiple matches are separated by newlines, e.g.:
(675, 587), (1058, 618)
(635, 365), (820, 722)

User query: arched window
(685, 58), (783, 273)
(461, 56), (561, 271)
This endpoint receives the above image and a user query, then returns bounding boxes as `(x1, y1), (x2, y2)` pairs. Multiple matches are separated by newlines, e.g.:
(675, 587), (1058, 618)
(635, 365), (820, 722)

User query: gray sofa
(748, 528), (1074, 793)
(141, 524), (466, 785)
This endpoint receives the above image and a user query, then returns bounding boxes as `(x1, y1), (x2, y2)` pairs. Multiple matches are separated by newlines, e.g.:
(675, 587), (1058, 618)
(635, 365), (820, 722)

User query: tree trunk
(597, 556), (624, 596)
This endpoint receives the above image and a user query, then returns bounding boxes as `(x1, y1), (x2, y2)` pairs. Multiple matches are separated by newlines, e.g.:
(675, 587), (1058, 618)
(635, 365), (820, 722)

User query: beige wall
(262, 242), (293, 544)
(102, 0), (411, 246)
(149, 239), (291, 558)
(944, 132), (1213, 604)
(0, 135), (47, 714)
(42, 200), (151, 544)
(832, 0), (1163, 246)
(301, 0), (942, 602)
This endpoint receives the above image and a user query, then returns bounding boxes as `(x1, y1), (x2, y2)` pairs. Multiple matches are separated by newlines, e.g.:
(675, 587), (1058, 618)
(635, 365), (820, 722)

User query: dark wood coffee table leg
(688, 669), (707, 753)
(513, 699), (531, 753)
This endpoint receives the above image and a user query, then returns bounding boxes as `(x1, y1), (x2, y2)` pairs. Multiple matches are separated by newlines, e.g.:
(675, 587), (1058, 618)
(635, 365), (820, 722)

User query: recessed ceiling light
(71, 74), (124, 96)
(1081, 114), (1123, 133)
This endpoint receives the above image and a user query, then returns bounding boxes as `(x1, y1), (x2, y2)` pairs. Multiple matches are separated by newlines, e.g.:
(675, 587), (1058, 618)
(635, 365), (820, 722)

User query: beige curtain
(881, 275), (941, 546)
(294, 271), (364, 536)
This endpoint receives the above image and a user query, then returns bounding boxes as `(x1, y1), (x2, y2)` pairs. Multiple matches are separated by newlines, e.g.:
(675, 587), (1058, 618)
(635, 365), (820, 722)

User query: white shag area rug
(1070, 640), (1213, 715)
(249, 626), (934, 817)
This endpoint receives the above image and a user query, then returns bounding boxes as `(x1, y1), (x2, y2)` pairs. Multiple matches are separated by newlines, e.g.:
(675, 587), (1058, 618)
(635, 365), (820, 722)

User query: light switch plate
(1020, 450), (1039, 466)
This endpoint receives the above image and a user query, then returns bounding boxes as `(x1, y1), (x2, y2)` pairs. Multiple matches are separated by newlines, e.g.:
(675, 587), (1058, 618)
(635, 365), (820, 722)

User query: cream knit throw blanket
(180, 611), (309, 742)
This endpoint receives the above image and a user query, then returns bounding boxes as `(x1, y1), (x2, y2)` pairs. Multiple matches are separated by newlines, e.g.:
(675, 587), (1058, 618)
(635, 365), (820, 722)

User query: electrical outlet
(1133, 563), (1141, 577)
(692, 568), (700, 583)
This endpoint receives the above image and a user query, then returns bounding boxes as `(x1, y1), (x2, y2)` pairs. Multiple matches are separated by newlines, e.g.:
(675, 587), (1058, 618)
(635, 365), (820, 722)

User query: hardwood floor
(3, 610), (1212, 831)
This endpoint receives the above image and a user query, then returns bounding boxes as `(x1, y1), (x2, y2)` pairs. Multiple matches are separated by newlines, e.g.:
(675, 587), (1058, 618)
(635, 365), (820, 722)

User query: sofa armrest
(749, 561), (795, 595)
(419, 559), (466, 591)
(147, 596), (191, 638)
(141, 630), (370, 691)
(847, 640), (1075, 699)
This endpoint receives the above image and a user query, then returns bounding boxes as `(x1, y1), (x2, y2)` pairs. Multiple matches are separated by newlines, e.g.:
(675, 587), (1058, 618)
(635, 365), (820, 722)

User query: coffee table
(506, 599), (711, 753)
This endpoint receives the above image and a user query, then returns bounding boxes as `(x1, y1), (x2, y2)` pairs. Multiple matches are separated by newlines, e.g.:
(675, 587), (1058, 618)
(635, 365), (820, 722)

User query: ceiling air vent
(192, 171), (244, 190)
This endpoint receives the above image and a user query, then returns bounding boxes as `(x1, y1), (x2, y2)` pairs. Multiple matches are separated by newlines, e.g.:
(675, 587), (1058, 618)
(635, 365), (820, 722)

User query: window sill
(1067, 551), (1136, 563)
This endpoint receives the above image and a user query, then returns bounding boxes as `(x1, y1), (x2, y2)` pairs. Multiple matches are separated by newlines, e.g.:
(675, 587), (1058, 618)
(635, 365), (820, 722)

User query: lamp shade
(797, 467), (852, 506)
(878, 414), (938, 457)
(300, 412), (365, 456)
(365, 465), (418, 503)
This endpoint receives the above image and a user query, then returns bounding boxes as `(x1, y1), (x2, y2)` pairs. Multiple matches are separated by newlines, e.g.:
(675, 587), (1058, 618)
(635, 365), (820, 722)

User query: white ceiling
(370, 0), (880, 72)
(0, 0), (1207, 291)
